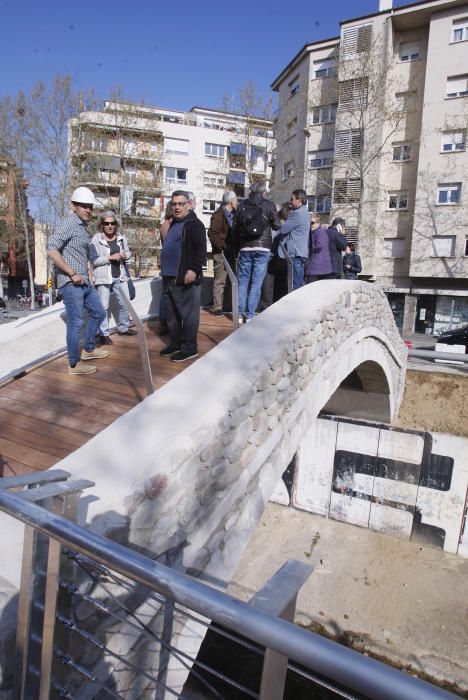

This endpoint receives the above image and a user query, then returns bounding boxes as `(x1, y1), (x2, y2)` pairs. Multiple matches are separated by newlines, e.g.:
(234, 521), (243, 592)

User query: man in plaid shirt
(47, 187), (109, 375)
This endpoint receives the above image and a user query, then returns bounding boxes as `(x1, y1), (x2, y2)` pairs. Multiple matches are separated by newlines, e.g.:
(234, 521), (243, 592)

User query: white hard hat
(70, 187), (96, 205)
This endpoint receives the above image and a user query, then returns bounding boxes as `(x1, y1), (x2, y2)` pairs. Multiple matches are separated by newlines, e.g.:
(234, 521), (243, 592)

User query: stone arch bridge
(3, 280), (405, 584)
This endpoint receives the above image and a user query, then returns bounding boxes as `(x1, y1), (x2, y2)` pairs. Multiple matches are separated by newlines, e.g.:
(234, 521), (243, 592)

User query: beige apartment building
(271, 0), (468, 336)
(69, 101), (273, 275)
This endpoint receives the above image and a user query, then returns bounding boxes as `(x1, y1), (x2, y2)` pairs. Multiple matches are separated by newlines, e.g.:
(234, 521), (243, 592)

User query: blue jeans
(96, 279), (130, 335)
(292, 257), (306, 290)
(61, 283), (106, 366)
(237, 250), (270, 319)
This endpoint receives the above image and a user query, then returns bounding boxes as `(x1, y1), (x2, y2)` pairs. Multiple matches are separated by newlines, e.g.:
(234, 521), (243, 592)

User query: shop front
(415, 294), (468, 336)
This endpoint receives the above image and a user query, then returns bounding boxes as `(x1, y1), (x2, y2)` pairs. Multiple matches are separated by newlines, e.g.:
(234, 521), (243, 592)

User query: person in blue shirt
(275, 189), (310, 290)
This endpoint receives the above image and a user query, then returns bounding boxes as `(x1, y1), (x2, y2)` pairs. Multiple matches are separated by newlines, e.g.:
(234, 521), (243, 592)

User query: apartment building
(69, 101), (274, 273)
(0, 156), (34, 298)
(271, 0), (468, 336)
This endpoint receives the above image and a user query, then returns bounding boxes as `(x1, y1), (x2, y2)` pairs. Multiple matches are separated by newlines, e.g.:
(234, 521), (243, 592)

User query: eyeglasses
(171, 201), (188, 207)
(103, 221), (117, 227)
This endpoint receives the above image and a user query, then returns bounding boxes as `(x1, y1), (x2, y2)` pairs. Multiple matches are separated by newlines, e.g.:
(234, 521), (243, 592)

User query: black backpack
(236, 201), (266, 241)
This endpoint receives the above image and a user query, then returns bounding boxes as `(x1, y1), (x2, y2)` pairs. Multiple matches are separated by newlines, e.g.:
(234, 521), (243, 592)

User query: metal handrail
(0, 490), (457, 700)
(408, 348), (468, 363)
(278, 241), (294, 294)
(221, 253), (239, 330)
(114, 288), (154, 396)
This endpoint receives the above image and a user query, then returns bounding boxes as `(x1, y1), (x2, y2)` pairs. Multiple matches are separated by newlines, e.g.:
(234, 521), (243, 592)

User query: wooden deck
(0, 312), (232, 479)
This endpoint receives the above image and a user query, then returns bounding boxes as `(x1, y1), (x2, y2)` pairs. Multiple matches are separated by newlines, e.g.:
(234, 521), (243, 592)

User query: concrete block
(378, 430), (424, 465)
(369, 503), (413, 539)
(293, 419), (338, 516)
(329, 492), (371, 528)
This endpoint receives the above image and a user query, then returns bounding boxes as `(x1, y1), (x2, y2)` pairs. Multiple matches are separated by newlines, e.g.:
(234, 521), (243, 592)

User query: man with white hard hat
(47, 187), (108, 375)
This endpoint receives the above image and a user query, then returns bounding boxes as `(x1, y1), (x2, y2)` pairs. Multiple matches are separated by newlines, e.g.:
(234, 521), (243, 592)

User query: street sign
(21, 280), (28, 289)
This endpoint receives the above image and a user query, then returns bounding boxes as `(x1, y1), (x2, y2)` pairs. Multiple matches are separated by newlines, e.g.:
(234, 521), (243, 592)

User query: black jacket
(343, 252), (362, 279)
(327, 226), (348, 277)
(171, 211), (207, 286)
(234, 193), (280, 252)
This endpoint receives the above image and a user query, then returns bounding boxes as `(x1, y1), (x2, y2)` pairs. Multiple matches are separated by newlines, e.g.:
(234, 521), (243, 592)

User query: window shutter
(342, 24), (372, 55)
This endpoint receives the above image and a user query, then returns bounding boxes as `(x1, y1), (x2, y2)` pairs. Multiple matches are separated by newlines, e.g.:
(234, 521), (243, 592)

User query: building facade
(69, 101), (274, 274)
(271, 0), (468, 336)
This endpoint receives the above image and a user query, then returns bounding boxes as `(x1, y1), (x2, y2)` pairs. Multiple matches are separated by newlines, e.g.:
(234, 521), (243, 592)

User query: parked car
(436, 324), (468, 352)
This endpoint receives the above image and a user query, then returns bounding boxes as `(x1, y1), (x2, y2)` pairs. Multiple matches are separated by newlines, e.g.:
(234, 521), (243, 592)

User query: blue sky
(1, 0), (407, 111)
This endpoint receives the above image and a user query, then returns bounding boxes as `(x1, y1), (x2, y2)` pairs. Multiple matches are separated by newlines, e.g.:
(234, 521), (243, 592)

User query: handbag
(124, 263), (136, 301)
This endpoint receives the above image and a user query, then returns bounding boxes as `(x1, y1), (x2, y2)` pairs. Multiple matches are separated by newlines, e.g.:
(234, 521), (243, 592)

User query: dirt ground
(394, 369), (468, 436)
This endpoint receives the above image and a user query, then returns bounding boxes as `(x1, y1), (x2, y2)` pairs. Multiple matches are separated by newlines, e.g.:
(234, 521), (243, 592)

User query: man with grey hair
(234, 182), (280, 322)
(207, 190), (237, 316)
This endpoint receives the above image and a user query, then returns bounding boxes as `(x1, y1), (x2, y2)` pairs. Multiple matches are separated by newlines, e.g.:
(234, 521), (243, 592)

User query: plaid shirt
(47, 213), (91, 288)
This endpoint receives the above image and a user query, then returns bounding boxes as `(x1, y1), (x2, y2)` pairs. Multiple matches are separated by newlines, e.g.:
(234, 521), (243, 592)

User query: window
(446, 75), (468, 98)
(334, 129), (362, 159)
(342, 23), (372, 56)
(205, 143), (226, 158)
(283, 162), (295, 180)
(286, 117), (297, 138)
(203, 200), (221, 213)
(312, 104), (337, 125)
(313, 58), (337, 79)
(387, 192), (409, 210)
(383, 238), (405, 258)
(452, 17), (468, 42)
(309, 150), (334, 168)
(164, 167), (187, 184)
(250, 145), (266, 171)
(437, 183), (461, 205)
(399, 42), (420, 62)
(392, 143), (412, 161)
(395, 90), (417, 112)
(346, 227), (359, 246)
(441, 131), (466, 152)
(465, 238), (468, 256)
(289, 75), (300, 97)
(339, 78), (369, 109)
(227, 171), (245, 185)
(432, 236), (456, 257)
(204, 173), (226, 187)
(164, 138), (189, 155)
(333, 178), (361, 203)
(307, 194), (331, 213)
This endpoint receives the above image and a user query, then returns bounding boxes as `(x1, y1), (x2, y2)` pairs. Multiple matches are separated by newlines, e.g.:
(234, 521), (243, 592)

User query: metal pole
(0, 491), (457, 700)
(115, 286), (154, 396)
(279, 241), (293, 294)
(221, 253), (239, 330)
(408, 348), (468, 363)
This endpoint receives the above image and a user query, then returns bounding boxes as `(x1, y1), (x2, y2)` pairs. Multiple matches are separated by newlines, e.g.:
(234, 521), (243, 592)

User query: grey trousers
(212, 253), (227, 311)
(163, 277), (201, 354)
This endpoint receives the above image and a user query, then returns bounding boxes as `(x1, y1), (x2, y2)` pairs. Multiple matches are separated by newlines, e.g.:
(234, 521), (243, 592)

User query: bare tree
(221, 82), (275, 193)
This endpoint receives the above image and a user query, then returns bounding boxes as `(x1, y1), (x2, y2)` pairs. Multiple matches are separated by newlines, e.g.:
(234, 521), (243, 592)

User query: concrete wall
(280, 416), (468, 556)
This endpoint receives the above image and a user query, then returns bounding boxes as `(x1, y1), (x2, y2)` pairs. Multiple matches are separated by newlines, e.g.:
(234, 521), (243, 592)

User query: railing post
(279, 241), (294, 295)
(115, 287), (154, 396)
(248, 560), (313, 700)
(221, 253), (239, 330)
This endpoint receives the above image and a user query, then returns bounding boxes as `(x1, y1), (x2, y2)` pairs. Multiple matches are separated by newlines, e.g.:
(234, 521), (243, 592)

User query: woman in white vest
(90, 210), (136, 344)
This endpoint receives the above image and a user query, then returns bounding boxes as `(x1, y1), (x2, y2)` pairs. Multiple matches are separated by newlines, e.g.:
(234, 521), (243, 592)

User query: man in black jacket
(328, 217), (348, 279)
(234, 182), (280, 322)
(160, 190), (207, 362)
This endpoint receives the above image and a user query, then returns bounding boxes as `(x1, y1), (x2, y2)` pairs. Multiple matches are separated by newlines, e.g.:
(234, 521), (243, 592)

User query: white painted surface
(336, 420), (379, 455)
(378, 430), (424, 464)
(329, 492), (371, 527)
(293, 419), (338, 515)
(435, 343), (465, 365)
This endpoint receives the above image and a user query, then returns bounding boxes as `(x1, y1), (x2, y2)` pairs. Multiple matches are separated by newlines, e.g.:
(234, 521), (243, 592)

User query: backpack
(236, 200), (266, 241)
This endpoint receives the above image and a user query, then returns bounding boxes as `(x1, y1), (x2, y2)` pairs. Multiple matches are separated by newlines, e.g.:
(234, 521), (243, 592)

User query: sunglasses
(103, 221), (117, 226)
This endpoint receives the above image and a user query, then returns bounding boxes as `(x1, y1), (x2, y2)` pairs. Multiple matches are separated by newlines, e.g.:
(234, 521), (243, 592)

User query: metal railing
(0, 482), (459, 700)
(408, 348), (468, 364)
(221, 253), (239, 330)
(115, 287), (154, 395)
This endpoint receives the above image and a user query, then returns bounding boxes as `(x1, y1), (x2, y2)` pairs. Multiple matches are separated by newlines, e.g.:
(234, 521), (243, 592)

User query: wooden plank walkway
(0, 312), (232, 479)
